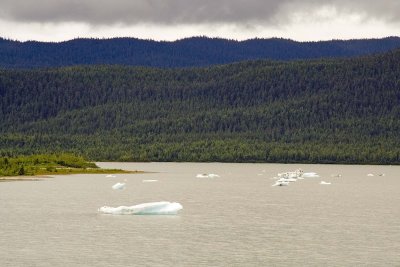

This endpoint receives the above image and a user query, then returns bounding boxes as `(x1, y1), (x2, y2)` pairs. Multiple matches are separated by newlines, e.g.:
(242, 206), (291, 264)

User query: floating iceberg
(106, 174), (117, 178)
(367, 173), (374, 177)
(272, 180), (290, 187)
(320, 181), (331, 185)
(112, 182), (126, 190)
(302, 172), (320, 178)
(277, 169), (303, 179)
(272, 169), (322, 186)
(98, 201), (183, 215)
(196, 173), (220, 178)
(142, 179), (158, 183)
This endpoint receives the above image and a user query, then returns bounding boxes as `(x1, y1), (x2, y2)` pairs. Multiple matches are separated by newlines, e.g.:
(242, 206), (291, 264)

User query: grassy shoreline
(0, 175), (48, 182)
(0, 154), (142, 181)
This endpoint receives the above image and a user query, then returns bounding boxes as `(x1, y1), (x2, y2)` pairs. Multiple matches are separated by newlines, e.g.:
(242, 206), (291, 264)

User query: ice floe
(112, 182), (126, 190)
(196, 173), (220, 178)
(367, 173), (374, 177)
(98, 201), (183, 215)
(142, 179), (158, 183)
(106, 174), (117, 178)
(320, 181), (331, 185)
(272, 180), (290, 186)
(302, 172), (320, 178)
(272, 169), (321, 186)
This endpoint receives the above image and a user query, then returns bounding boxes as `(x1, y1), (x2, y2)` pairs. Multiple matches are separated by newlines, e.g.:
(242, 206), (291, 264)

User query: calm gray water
(1, 162), (399, 266)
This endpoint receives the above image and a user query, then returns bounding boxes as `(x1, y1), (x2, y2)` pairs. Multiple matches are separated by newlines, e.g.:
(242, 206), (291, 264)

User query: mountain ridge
(1, 36), (400, 68)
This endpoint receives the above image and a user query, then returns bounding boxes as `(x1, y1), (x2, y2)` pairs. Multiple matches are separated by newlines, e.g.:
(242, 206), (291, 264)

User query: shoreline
(0, 175), (51, 182)
(0, 170), (145, 182)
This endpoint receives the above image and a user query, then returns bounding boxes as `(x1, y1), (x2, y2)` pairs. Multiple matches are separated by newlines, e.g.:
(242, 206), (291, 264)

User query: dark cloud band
(1, 0), (399, 25)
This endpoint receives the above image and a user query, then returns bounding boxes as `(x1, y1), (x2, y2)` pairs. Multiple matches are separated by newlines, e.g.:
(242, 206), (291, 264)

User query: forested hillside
(1, 36), (400, 68)
(0, 49), (400, 163)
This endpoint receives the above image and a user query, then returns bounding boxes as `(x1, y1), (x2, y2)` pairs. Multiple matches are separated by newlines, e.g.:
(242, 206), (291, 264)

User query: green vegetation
(0, 154), (131, 177)
(1, 36), (400, 68)
(1, 49), (400, 164)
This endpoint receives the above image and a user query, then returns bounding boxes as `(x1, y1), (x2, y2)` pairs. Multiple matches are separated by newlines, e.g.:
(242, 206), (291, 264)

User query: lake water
(1, 162), (399, 266)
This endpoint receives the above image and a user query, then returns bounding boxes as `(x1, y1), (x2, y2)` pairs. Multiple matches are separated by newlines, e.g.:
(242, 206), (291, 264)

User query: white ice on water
(196, 173), (220, 178)
(272, 169), (320, 187)
(272, 181), (289, 186)
(112, 182), (126, 190)
(320, 181), (331, 185)
(98, 201), (183, 215)
(106, 174), (117, 178)
(142, 179), (158, 183)
(367, 173), (374, 177)
(302, 172), (320, 178)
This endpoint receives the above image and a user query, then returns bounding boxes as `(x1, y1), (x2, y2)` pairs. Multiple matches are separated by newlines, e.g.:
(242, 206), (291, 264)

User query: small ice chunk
(302, 172), (320, 178)
(142, 179), (158, 183)
(98, 201), (183, 215)
(367, 173), (374, 177)
(106, 174), (117, 178)
(196, 173), (219, 178)
(320, 181), (331, 185)
(272, 181), (289, 186)
(112, 182), (126, 190)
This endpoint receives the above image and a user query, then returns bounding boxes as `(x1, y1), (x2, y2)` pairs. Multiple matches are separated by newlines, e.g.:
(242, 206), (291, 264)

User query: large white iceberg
(98, 201), (183, 215)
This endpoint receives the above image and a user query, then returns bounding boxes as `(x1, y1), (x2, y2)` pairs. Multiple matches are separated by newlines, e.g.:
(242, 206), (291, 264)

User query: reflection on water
(0, 162), (399, 266)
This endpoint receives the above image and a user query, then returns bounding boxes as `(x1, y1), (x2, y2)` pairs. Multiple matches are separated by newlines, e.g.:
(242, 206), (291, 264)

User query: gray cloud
(1, 0), (399, 25)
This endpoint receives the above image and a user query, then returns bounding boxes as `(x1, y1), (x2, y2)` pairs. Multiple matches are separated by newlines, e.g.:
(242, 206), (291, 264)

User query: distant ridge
(1, 36), (400, 68)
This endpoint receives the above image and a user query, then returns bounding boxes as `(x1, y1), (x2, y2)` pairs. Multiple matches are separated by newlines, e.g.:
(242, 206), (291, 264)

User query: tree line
(1, 36), (400, 68)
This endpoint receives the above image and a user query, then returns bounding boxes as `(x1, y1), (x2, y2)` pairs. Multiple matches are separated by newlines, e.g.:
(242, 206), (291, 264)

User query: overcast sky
(1, 0), (399, 42)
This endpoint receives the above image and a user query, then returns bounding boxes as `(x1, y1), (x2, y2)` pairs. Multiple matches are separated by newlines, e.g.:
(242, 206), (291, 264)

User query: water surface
(1, 163), (399, 266)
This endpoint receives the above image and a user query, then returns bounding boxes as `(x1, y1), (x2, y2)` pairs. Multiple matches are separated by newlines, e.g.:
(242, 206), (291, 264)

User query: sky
(0, 0), (399, 42)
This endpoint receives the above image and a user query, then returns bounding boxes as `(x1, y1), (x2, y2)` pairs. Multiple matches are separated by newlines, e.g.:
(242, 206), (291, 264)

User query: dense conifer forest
(1, 36), (400, 68)
(0, 49), (399, 163)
